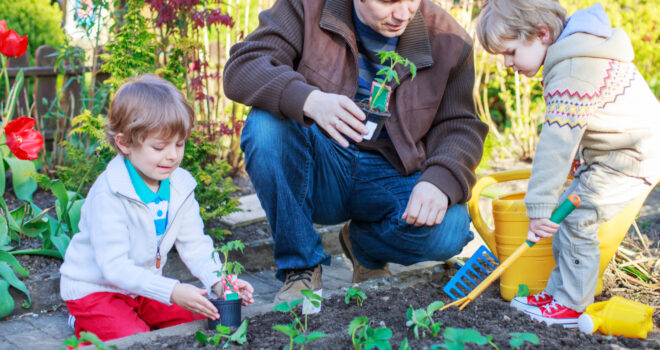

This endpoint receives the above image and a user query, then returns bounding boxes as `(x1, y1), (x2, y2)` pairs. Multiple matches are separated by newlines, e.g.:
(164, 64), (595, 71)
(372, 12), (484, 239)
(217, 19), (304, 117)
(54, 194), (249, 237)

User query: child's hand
(527, 218), (560, 243)
(211, 278), (254, 306)
(171, 283), (220, 320)
(235, 279), (255, 306)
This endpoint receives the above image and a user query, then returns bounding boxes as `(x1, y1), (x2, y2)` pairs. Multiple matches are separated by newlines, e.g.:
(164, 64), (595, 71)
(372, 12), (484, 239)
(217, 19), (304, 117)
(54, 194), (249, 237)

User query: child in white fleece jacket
(59, 75), (254, 341)
(477, 0), (660, 327)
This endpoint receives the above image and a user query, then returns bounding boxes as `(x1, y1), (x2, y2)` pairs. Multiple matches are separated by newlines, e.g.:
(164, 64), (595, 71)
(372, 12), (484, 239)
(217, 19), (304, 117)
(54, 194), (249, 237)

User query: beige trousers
(545, 163), (657, 312)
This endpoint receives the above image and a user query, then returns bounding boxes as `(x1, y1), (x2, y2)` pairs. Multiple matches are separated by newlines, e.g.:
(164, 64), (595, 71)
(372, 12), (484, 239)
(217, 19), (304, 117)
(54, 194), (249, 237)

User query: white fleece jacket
(59, 155), (222, 304)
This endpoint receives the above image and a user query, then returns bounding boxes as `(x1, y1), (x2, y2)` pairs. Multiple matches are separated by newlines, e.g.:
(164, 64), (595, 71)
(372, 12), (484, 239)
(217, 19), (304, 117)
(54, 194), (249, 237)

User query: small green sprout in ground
(509, 332), (539, 348)
(516, 284), (530, 297)
(430, 327), (492, 350)
(398, 338), (411, 350)
(60, 331), (117, 350)
(345, 286), (367, 307)
(272, 289), (326, 350)
(195, 320), (248, 348)
(405, 300), (444, 339)
(348, 316), (392, 350)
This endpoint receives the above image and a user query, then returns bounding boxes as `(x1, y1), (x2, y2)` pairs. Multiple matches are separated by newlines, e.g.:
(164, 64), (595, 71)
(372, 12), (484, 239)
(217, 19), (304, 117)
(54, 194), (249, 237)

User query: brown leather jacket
(223, 0), (488, 204)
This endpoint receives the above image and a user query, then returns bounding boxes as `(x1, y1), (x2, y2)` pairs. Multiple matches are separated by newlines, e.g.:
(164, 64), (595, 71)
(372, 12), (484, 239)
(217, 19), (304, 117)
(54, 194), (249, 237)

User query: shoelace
(541, 300), (562, 312)
(532, 292), (550, 301)
(284, 269), (313, 285)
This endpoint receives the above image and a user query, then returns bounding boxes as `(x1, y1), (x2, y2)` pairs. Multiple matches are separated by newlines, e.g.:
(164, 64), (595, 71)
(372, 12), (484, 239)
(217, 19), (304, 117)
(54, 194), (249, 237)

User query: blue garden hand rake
(441, 195), (580, 310)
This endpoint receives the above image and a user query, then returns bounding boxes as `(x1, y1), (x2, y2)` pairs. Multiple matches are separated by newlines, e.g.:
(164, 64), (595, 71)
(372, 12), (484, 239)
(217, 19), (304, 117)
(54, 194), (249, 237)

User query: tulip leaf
(0, 212), (8, 247)
(68, 199), (85, 235)
(50, 180), (68, 221)
(3, 158), (37, 202)
(0, 251), (28, 278)
(0, 156), (5, 194)
(51, 234), (71, 259)
(0, 261), (31, 308)
(0, 280), (15, 318)
(5, 71), (24, 121)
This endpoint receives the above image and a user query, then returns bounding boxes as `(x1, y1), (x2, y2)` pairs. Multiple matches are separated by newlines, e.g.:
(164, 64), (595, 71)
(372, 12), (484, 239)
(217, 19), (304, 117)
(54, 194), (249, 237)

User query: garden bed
(123, 277), (660, 350)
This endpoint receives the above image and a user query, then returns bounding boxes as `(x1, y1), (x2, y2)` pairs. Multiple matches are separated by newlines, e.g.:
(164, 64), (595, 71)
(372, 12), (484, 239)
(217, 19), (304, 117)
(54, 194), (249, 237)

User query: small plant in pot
(209, 240), (246, 330)
(359, 50), (417, 141)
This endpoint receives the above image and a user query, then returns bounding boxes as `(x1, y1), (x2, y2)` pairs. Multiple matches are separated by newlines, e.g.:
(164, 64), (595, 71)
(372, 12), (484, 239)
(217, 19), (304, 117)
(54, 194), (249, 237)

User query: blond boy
(477, 0), (660, 327)
(59, 75), (254, 341)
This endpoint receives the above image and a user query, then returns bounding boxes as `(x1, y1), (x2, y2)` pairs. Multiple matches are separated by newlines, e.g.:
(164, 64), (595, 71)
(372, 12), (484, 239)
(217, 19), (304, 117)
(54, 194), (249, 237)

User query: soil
(125, 280), (660, 350)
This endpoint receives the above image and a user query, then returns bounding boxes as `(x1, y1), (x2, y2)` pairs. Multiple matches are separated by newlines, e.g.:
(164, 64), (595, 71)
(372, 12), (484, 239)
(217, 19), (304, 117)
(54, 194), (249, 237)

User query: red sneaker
(510, 291), (553, 312)
(525, 300), (582, 328)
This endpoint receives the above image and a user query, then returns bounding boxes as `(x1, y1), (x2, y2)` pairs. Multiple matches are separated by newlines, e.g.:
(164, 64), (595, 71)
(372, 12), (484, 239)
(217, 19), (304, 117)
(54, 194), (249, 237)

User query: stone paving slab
(219, 194), (266, 227)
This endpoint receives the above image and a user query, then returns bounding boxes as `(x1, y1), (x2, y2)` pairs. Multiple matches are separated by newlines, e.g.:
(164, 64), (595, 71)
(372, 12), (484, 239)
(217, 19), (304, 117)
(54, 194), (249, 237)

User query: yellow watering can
(468, 169), (657, 301)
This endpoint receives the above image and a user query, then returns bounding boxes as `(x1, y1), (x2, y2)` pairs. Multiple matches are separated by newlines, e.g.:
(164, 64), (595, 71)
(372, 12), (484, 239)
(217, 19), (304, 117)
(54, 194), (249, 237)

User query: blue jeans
(241, 109), (474, 281)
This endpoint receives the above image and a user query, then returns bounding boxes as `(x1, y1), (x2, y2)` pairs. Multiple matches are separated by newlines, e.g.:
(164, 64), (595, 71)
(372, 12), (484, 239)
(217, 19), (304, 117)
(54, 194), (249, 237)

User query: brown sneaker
(273, 264), (323, 304)
(340, 222), (391, 283)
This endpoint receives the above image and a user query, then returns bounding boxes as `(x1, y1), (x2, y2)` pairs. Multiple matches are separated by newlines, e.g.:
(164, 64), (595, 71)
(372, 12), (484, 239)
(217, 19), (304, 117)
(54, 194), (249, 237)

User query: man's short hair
(106, 74), (194, 153)
(476, 0), (566, 54)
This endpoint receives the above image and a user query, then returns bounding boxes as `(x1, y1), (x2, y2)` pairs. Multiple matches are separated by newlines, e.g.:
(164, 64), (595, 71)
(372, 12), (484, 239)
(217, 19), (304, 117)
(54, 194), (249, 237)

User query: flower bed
(122, 280), (659, 350)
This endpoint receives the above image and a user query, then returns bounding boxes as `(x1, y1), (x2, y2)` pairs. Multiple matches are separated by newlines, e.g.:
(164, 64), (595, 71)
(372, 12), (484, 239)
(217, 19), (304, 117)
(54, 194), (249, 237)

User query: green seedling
(515, 284), (530, 297)
(195, 320), (248, 348)
(272, 289), (326, 350)
(431, 327), (492, 350)
(368, 50), (417, 112)
(214, 240), (245, 277)
(60, 331), (117, 350)
(405, 301), (444, 339)
(509, 332), (539, 348)
(348, 316), (392, 350)
(398, 338), (411, 350)
(345, 286), (367, 307)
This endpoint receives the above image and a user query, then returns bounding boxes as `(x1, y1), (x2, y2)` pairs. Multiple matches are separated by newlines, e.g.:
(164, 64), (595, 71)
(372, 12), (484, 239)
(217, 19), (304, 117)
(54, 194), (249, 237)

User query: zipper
(118, 190), (194, 269)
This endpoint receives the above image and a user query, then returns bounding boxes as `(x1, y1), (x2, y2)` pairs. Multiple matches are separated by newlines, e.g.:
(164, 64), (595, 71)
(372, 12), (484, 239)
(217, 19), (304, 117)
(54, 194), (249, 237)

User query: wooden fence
(6, 45), (108, 140)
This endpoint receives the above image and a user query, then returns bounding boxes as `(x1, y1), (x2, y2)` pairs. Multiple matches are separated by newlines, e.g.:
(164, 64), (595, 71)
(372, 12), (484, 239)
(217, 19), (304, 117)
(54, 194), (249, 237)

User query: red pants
(66, 292), (205, 341)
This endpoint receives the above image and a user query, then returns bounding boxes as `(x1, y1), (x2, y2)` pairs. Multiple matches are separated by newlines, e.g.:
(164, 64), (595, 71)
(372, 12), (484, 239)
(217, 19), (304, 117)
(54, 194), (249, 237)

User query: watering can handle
(468, 169), (533, 255)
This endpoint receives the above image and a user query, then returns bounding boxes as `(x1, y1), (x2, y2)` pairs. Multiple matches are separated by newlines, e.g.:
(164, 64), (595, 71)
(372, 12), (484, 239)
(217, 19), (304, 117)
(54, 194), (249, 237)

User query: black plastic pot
(358, 105), (390, 141)
(208, 298), (242, 329)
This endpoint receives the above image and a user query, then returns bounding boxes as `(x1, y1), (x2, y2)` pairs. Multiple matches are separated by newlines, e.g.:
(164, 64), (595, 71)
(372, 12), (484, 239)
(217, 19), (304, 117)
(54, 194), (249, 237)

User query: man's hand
(527, 218), (560, 243)
(303, 90), (368, 147)
(402, 181), (448, 227)
(171, 283), (219, 320)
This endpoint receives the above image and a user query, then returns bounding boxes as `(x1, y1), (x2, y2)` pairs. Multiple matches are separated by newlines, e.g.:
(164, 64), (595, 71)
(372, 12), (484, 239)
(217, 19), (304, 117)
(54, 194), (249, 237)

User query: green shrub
(182, 131), (239, 223)
(0, 0), (66, 60)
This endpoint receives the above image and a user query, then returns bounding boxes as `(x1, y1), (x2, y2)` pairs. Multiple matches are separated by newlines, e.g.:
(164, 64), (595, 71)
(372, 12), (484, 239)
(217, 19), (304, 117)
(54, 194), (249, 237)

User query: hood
(557, 3), (612, 41)
(544, 4), (633, 75)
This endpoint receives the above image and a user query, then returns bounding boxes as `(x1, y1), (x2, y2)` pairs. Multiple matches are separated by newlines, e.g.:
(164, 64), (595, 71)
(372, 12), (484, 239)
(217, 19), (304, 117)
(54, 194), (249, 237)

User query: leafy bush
(0, 0), (66, 60)
(182, 131), (238, 223)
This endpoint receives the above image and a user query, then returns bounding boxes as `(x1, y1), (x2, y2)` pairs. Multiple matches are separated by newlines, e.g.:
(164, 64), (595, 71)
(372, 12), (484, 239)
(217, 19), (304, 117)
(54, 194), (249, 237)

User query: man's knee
(422, 205), (472, 261)
(241, 109), (300, 164)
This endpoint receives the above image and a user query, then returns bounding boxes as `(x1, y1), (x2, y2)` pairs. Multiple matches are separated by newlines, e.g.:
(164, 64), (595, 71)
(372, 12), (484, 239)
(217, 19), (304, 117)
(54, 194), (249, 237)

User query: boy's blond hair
(106, 74), (194, 154)
(477, 0), (566, 54)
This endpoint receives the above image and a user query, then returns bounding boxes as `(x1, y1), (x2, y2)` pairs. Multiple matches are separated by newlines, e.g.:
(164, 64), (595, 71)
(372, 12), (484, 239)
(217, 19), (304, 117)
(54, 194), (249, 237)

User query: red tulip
(4, 116), (44, 160)
(0, 29), (28, 58)
(0, 20), (7, 33)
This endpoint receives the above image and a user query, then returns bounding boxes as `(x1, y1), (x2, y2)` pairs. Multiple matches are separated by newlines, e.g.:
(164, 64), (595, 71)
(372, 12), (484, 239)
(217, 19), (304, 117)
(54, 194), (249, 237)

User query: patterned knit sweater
(525, 27), (660, 218)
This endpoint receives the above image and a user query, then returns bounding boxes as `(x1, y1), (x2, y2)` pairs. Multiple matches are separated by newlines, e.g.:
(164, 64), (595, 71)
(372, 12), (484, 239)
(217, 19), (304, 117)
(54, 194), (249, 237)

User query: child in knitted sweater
(476, 0), (660, 327)
(59, 75), (254, 341)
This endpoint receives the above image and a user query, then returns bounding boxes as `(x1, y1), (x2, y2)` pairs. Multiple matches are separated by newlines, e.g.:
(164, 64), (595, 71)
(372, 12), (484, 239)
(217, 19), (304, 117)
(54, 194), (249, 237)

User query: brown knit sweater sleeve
(419, 42), (489, 205)
(222, 0), (317, 125)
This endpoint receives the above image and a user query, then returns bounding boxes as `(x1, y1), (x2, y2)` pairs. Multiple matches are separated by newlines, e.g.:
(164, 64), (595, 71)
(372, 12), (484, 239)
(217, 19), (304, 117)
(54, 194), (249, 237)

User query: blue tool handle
(525, 194), (581, 247)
